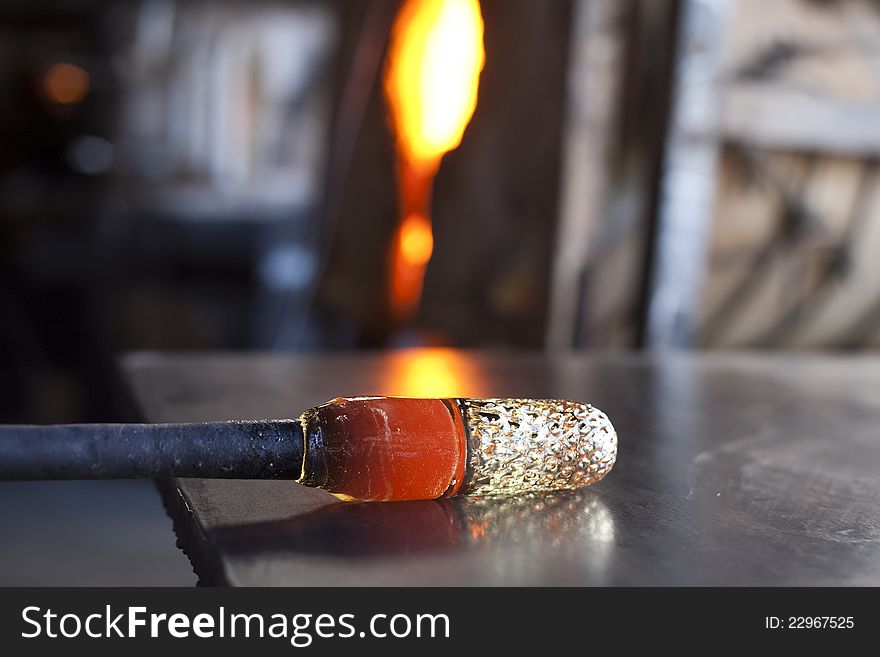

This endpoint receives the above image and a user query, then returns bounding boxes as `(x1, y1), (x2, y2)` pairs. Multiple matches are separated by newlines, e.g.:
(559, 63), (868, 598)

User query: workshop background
(2, 0), (880, 584)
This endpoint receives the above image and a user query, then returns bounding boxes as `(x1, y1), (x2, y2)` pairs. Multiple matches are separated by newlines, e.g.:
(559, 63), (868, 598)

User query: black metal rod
(0, 420), (303, 481)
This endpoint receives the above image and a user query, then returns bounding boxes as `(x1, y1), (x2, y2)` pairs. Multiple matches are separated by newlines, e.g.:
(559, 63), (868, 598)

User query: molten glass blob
(296, 397), (618, 502)
(299, 397), (467, 502)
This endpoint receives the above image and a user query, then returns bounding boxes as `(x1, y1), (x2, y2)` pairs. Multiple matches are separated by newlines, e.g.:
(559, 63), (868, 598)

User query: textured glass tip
(461, 398), (617, 496)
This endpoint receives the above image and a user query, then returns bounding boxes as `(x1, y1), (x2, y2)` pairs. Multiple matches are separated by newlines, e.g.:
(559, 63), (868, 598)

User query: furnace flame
(385, 0), (485, 174)
(384, 0), (485, 325)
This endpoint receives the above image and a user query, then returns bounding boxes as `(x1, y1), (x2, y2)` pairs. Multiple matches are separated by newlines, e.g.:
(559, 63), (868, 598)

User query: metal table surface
(123, 349), (880, 586)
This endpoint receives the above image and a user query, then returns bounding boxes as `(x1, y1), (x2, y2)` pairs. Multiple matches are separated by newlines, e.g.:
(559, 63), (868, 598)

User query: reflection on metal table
(123, 349), (880, 586)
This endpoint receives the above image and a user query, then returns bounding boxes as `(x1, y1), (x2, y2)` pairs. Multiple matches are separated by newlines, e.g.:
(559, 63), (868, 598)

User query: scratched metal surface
(123, 350), (880, 586)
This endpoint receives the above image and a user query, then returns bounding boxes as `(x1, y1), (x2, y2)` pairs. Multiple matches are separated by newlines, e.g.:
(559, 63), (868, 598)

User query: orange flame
(384, 0), (485, 326)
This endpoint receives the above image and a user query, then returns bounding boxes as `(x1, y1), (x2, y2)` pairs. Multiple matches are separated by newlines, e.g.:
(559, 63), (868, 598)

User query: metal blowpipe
(0, 397), (617, 502)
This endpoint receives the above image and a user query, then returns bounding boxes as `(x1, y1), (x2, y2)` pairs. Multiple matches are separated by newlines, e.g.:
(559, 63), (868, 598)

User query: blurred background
(3, 0), (880, 583)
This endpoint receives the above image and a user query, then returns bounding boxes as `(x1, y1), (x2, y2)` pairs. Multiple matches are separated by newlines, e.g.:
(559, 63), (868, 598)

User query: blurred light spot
(399, 213), (434, 266)
(260, 245), (315, 290)
(383, 348), (485, 398)
(390, 212), (434, 321)
(44, 63), (90, 105)
(66, 136), (114, 174)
